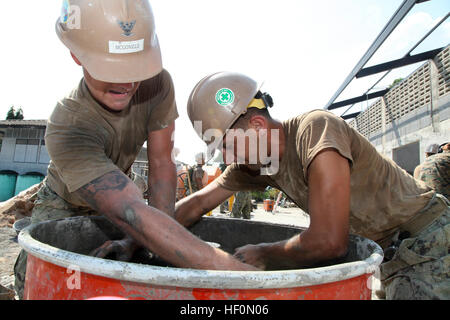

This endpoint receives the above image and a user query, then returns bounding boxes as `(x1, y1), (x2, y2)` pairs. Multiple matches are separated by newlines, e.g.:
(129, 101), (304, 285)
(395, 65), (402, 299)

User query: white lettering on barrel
(66, 264), (81, 290)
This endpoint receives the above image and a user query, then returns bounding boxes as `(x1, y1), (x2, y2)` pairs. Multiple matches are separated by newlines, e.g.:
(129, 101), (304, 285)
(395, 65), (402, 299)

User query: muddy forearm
(148, 162), (177, 217)
(174, 194), (205, 227)
(77, 171), (255, 270)
(261, 231), (348, 270)
(115, 200), (257, 270)
(175, 182), (234, 227)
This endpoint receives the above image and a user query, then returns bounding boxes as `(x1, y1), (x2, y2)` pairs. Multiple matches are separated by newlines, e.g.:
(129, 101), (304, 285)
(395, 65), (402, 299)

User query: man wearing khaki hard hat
(425, 143), (440, 158)
(175, 71), (450, 300)
(413, 143), (439, 182)
(414, 142), (450, 200)
(14, 0), (256, 299)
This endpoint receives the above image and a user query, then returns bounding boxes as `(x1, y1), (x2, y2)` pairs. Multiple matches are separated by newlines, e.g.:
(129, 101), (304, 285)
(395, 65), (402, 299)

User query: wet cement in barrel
(29, 216), (373, 270)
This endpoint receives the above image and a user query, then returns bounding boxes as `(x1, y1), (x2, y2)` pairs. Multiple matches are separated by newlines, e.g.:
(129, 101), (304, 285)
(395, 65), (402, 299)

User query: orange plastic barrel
(176, 168), (188, 200)
(203, 166), (221, 185)
(177, 166), (221, 201)
(263, 199), (274, 212)
(19, 216), (383, 300)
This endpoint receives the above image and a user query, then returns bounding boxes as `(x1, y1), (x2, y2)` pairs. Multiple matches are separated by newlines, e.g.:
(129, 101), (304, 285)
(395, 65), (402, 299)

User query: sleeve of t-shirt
(297, 110), (354, 181)
(146, 69), (179, 132)
(45, 110), (119, 193)
(215, 164), (268, 192)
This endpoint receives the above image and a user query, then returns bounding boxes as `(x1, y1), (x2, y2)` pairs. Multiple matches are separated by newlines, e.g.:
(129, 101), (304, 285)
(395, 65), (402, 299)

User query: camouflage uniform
(14, 173), (147, 299)
(380, 194), (450, 299)
(219, 200), (229, 213)
(414, 152), (449, 200)
(231, 191), (252, 220)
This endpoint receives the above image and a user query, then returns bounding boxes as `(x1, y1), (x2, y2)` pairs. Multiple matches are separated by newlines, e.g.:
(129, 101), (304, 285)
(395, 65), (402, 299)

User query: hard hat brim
(79, 45), (163, 83)
(56, 18), (163, 83)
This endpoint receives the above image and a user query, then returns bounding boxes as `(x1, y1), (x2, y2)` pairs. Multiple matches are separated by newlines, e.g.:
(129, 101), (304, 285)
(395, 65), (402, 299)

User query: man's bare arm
(147, 122), (177, 217)
(234, 148), (350, 269)
(76, 170), (257, 270)
(175, 181), (235, 227)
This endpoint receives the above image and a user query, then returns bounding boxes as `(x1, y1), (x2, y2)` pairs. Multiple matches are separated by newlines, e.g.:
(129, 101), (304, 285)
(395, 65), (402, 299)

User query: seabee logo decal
(118, 20), (136, 37)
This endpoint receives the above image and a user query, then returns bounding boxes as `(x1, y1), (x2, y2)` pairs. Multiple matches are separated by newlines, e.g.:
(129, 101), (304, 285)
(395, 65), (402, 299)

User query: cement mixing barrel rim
(18, 226), (383, 290)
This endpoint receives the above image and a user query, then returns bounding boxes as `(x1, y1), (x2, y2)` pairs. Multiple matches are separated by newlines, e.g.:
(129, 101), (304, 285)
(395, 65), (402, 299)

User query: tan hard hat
(56, 0), (162, 83)
(195, 152), (205, 163)
(425, 143), (439, 154)
(187, 72), (260, 147)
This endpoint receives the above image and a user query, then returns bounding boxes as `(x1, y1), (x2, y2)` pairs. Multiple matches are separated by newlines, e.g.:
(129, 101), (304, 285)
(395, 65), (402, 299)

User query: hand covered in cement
(89, 236), (139, 262)
(233, 244), (268, 270)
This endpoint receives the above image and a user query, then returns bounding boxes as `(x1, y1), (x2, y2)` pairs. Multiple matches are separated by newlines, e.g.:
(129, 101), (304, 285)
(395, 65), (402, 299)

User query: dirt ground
(236, 204), (310, 228)
(0, 227), (20, 298)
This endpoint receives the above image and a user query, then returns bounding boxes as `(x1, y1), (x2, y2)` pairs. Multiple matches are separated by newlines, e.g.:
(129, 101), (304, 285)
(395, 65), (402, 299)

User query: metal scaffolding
(324, 0), (449, 119)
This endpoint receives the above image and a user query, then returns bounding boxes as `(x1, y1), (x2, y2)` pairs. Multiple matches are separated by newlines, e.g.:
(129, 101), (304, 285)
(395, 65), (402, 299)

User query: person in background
(414, 143), (439, 178)
(414, 142), (449, 200)
(231, 191), (253, 219)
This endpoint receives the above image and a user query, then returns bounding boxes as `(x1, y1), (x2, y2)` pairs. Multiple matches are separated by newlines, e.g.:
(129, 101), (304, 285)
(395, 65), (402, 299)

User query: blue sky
(1, 0), (449, 163)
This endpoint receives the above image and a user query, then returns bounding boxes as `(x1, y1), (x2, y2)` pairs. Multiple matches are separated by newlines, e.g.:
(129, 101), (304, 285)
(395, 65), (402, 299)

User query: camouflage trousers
(219, 200), (229, 213)
(231, 191), (252, 220)
(380, 194), (450, 300)
(14, 174), (147, 299)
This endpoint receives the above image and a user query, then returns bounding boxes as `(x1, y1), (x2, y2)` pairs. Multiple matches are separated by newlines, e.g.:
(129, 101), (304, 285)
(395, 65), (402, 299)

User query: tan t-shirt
(45, 69), (178, 207)
(216, 110), (435, 242)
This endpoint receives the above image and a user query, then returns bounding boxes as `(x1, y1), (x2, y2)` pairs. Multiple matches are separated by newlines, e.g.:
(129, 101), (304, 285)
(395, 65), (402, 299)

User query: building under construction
(324, 0), (449, 175)
(347, 46), (449, 175)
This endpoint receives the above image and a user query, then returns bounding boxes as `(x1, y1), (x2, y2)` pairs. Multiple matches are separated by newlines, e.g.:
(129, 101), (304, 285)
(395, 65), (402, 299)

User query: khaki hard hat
(195, 152), (205, 163)
(187, 72), (260, 147)
(56, 0), (162, 83)
(425, 144), (439, 154)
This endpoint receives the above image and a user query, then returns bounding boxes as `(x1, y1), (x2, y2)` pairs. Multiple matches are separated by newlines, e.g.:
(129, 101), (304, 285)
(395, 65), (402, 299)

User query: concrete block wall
(436, 47), (450, 98)
(348, 46), (450, 169)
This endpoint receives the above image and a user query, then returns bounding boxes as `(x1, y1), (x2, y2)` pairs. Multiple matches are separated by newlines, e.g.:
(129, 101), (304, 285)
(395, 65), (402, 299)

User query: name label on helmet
(109, 39), (144, 54)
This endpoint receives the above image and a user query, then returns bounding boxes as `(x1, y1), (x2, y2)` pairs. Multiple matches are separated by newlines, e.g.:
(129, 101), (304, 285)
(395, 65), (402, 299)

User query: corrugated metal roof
(0, 120), (47, 127)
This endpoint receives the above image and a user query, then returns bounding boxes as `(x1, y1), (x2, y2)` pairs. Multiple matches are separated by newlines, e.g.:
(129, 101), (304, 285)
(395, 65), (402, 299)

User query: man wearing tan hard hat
(14, 1), (256, 299)
(175, 71), (450, 300)
(414, 142), (450, 200)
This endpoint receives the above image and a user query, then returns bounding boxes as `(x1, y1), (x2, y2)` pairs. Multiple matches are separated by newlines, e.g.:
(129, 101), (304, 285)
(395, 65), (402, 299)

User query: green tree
(6, 106), (15, 120)
(267, 187), (281, 200)
(389, 78), (404, 89)
(251, 188), (283, 201)
(15, 108), (24, 120)
(6, 106), (24, 120)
